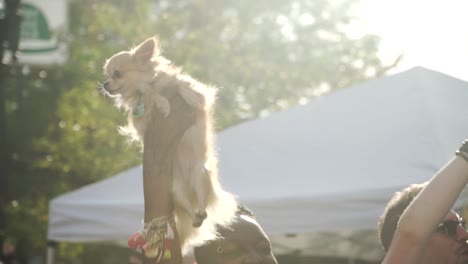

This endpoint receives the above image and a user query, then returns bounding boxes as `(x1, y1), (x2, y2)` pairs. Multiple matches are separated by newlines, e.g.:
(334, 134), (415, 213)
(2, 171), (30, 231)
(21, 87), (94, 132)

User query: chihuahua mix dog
(101, 37), (237, 252)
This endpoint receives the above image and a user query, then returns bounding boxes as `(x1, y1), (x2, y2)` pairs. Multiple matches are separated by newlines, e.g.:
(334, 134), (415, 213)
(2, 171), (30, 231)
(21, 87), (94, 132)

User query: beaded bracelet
(455, 139), (468, 163)
(128, 215), (175, 262)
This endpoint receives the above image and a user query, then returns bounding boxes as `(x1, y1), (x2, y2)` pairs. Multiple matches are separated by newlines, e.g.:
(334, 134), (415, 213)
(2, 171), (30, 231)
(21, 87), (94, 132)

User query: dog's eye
(113, 70), (122, 79)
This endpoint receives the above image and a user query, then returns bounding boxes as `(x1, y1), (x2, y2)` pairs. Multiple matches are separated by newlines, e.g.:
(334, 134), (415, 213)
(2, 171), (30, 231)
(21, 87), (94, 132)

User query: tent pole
(46, 241), (57, 264)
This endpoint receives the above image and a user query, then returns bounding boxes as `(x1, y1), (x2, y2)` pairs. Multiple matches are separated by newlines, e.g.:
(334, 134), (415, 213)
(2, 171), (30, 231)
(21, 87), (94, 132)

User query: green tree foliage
(150, 0), (398, 127)
(2, 0), (398, 262)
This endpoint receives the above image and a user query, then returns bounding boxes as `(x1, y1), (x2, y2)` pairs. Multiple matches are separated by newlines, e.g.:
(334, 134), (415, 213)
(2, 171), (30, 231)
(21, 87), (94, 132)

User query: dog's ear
(133, 37), (160, 65)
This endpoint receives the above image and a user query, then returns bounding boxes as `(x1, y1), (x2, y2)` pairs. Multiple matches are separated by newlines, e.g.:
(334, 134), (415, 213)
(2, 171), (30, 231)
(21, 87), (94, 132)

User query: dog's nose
(103, 80), (110, 90)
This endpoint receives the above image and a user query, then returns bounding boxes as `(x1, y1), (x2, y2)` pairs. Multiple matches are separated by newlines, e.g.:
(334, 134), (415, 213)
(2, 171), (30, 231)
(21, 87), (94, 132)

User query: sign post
(0, 1), (67, 262)
(0, 0), (21, 260)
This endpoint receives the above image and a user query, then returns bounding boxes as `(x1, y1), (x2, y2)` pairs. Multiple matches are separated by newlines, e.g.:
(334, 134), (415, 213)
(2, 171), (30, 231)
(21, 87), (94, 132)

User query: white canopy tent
(47, 67), (468, 261)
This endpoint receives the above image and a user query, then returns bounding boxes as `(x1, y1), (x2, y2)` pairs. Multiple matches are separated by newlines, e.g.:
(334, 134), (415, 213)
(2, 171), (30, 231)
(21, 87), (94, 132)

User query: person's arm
(383, 143), (468, 263)
(141, 89), (195, 264)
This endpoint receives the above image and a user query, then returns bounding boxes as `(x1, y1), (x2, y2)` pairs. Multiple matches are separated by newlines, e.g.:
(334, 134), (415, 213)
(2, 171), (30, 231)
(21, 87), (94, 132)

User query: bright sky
(352, 0), (468, 81)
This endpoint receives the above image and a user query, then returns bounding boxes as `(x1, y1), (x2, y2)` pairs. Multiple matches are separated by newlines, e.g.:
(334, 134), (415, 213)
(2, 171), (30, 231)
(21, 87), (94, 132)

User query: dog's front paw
(178, 86), (204, 110)
(155, 95), (170, 118)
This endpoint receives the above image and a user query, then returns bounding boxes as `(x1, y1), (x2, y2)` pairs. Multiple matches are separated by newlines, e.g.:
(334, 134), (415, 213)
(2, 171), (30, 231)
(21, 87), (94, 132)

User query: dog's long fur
(102, 37), (237, 252)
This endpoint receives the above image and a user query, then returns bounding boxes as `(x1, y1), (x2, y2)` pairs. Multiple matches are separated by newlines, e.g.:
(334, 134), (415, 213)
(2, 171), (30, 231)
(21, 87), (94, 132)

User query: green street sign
(2, 0), (68, 65)
(21, 3), (50, 40)
(19, 3), (60, 53)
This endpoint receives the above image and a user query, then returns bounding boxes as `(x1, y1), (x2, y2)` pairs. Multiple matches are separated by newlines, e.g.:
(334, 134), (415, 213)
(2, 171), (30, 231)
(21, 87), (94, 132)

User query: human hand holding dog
(142, 88), (195, 263)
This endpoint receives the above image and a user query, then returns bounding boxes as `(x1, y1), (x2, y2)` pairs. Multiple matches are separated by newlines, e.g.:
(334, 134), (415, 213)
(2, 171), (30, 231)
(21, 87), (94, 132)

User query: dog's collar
(132, 91), (145, 118)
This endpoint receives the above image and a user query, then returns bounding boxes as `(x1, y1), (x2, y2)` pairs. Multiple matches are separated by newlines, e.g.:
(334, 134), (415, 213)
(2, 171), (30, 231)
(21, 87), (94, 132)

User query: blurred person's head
(2, 240), (16, 257)
(379, 183), (427, 251)
(379, 182), (468, 263)
(194, 207), (277, 264)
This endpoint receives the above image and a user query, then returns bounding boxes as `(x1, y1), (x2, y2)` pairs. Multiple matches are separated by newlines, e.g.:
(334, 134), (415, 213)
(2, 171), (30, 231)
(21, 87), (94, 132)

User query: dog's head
(101, 37), (165, 100)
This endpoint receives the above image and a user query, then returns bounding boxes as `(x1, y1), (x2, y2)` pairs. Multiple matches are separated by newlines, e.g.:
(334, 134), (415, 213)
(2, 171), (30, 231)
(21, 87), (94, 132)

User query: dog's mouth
(97, 80), (122, 96)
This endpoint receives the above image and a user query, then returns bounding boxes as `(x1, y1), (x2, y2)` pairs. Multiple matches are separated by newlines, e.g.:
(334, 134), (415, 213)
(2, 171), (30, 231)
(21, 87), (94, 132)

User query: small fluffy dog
(101, 37), (237, 252)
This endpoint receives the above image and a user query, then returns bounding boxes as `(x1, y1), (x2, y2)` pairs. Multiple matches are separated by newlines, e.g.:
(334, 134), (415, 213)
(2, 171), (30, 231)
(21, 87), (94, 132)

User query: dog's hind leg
(192, 165), (211, 227)
(173, 170), (206, 228)
(172, 175), (197, 223)
(174, 121), (209, 228)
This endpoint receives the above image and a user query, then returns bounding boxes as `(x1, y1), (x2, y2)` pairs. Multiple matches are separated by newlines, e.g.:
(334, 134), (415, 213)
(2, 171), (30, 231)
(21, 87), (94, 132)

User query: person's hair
(193, 204), (256, 263)
(378, 182), (427, 252)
